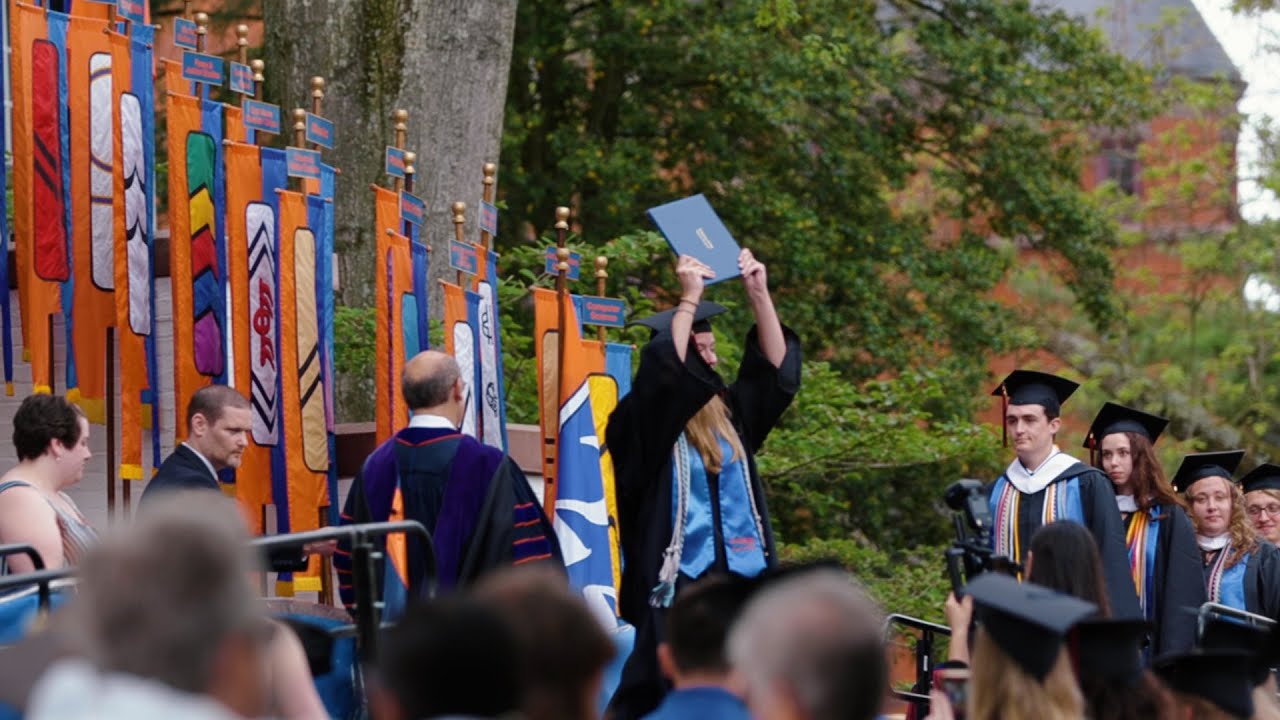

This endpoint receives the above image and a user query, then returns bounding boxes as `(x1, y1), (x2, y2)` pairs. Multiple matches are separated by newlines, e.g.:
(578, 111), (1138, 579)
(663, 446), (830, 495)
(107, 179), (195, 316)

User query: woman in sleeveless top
(0, 395), (96, 573)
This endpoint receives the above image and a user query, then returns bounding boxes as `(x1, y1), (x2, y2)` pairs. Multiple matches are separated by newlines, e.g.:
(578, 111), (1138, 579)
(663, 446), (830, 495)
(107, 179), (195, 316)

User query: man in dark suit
(140, 385), (251, 506)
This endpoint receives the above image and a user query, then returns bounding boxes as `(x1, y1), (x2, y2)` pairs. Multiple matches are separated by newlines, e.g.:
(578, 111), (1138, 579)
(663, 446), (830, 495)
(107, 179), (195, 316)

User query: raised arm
(740, 248), (785, 368)
(671, 254), (716, 362)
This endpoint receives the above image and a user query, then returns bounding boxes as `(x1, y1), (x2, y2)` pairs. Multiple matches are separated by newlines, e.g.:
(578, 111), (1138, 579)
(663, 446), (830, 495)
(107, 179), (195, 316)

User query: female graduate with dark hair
(605, 250), (801, 720)
(1085, 403), (1204, 654)
(1174, 451), (1280, 621)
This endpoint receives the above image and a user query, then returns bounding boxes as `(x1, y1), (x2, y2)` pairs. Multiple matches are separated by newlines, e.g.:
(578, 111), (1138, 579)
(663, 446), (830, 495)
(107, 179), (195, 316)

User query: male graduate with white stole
(987, 370), (1141, 618)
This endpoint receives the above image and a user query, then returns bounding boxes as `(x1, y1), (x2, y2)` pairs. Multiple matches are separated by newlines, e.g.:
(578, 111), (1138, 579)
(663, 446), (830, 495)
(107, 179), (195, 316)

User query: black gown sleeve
(1250, 541), (1280, 621)
(606, 330), (722, 507)
(726, 325), (802, 452)
(1082, 471), (1143, 619)
(1156, 505), (1207, 655)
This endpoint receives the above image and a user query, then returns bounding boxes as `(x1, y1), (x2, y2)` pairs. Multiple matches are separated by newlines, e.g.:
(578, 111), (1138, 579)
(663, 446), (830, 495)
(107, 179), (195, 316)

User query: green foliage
(780, 538), (952, 625)
(758, 363), (1003, 546)
(503, 0), (1153, 391)
(333, 305), (376, 374)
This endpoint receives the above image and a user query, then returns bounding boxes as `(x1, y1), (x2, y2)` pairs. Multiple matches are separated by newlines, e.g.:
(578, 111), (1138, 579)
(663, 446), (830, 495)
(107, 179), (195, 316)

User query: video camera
(943, 479), (1022, 594)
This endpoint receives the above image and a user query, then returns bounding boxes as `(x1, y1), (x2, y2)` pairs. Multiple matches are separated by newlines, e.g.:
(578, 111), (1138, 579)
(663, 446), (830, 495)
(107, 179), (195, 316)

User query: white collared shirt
(408, 413), (458, 431)
(180, 442), (218, 481)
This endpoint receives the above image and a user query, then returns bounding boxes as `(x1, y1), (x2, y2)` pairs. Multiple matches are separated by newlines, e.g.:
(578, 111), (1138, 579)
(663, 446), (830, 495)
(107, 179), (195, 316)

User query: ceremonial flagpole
(236, 25), (250, 110)
(595, 256), (608, 343)
(307, 76), (336, 607)
(404, 152), (417, 238)
(194, 13), (208, 99)
(481, 163), (496, 251)
(392, 110), (407, 193)
(550, 206), (571, 510)
(452, 203), (467, 287)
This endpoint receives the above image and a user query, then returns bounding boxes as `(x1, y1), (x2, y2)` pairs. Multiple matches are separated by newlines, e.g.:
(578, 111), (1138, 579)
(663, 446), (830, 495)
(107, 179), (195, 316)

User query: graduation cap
(990, 370), (1079, 446)
(1241, 463), (1280, 495)
(632, 300), (728, 338)
(964, 573), (1097, 681)
(1171, 450), (1247, 494)
(1200, 615), (1280, 687)
(1069, 618), (1150, 684)
(1154, 650), (1256, 718)
(1083, 403), (1170, 465)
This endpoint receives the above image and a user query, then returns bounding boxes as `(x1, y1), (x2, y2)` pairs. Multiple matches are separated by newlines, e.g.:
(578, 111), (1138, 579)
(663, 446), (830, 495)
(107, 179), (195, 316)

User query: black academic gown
(990, 463), (1143, 620)
(606, 325), (801, 720)
(1128, 504), (1204, 655)
(1245, 542), (1280, 621)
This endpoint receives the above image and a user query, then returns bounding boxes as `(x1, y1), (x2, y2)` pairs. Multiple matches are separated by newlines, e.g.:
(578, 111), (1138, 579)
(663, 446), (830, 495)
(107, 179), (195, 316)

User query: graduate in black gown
(1085, 402), (1204, 655)
(1173, 451), (1280, 621)
(606, 250), (801, 720)
(985, 371), (1141, 619)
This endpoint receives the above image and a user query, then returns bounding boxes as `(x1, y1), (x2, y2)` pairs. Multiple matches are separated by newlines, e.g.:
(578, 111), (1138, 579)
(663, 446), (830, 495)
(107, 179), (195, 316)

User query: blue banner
(399, 191), (426, 227)
(182, 51), (224, 87)
(449, 240), (478, 275)
(305, 112), (334, 150)
(173, 17), (198, 49)
(546, 247), (582, 280)
(285, 147), (322, 180)
(385, 146), (406, 178)
(243, 99), (281, 135)
(229, 61), (254, 95)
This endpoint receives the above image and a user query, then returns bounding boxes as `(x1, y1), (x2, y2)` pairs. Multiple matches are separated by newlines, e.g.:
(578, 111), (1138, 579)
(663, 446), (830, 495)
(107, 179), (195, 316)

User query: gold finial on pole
(292, 108), (307, 148)
(290, 108), (307, 192)
(555, 206), (571, 233)
(236, 24), (249, 64)
(194, 12), (208, 50)
(452, 202), (467, 286)
(250, 59), (265, 101)
(594, 256), (609, 341)
(193, 12), (209, 98)
(310, 77), (325, 113)
(236, 25), (250, 108)
(392, 109), (409, 192)
(309, 77), (326, 151)
(404, 151), (417, 193)
(480, 163), (497, 250)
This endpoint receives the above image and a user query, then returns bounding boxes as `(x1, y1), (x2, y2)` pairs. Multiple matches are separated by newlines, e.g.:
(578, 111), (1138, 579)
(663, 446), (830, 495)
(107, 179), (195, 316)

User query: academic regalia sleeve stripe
(514, 553), (554, 566)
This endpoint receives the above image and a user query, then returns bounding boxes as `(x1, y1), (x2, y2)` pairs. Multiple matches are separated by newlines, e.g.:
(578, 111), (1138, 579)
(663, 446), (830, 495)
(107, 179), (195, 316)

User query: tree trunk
(263, 0), (518, 420)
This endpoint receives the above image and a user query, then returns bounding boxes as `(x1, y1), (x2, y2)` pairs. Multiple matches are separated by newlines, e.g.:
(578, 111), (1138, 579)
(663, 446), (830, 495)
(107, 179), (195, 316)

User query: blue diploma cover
(647, 194), (742, 285)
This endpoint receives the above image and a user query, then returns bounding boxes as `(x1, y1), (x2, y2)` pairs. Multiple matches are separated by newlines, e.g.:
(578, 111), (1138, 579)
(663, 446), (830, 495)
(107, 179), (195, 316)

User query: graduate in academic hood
(1173, 451), (1280, 621)
(605, 251), (801, 720)
(985, 371), (1141, 619)
(1085, 402), (1204, 655)
(1242, 463), (1280, 545)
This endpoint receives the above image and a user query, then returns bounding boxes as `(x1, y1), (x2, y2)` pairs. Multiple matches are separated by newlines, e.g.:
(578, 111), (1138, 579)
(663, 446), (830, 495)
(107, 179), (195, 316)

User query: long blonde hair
(967, 628), (1084, 720)
(685, 395), (744, 474)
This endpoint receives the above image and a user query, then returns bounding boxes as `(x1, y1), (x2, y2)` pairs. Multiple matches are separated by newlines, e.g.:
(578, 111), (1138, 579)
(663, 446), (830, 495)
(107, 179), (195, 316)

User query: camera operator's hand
(944, 592), (973, 664)
(925, 688), (956, 720)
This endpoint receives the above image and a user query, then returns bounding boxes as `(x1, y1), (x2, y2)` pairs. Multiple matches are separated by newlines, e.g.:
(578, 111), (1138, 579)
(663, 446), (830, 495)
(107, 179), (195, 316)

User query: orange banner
(167, 92), (212, 439)
(13, 2), (64, 395)
(224, 104), (246, 145)
(373, 187), (410, 444)
(277, 190), (329, 591)
(532, 287), (560, 500)
(109, 29), (150, 481)
(67, 14), (116, 423)
(224, 142), (271, 528)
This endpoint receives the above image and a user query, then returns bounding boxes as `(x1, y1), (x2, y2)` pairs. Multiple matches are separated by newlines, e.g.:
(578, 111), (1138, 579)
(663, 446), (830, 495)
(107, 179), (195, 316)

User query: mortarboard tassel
(1001, 384), (1009, 448)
